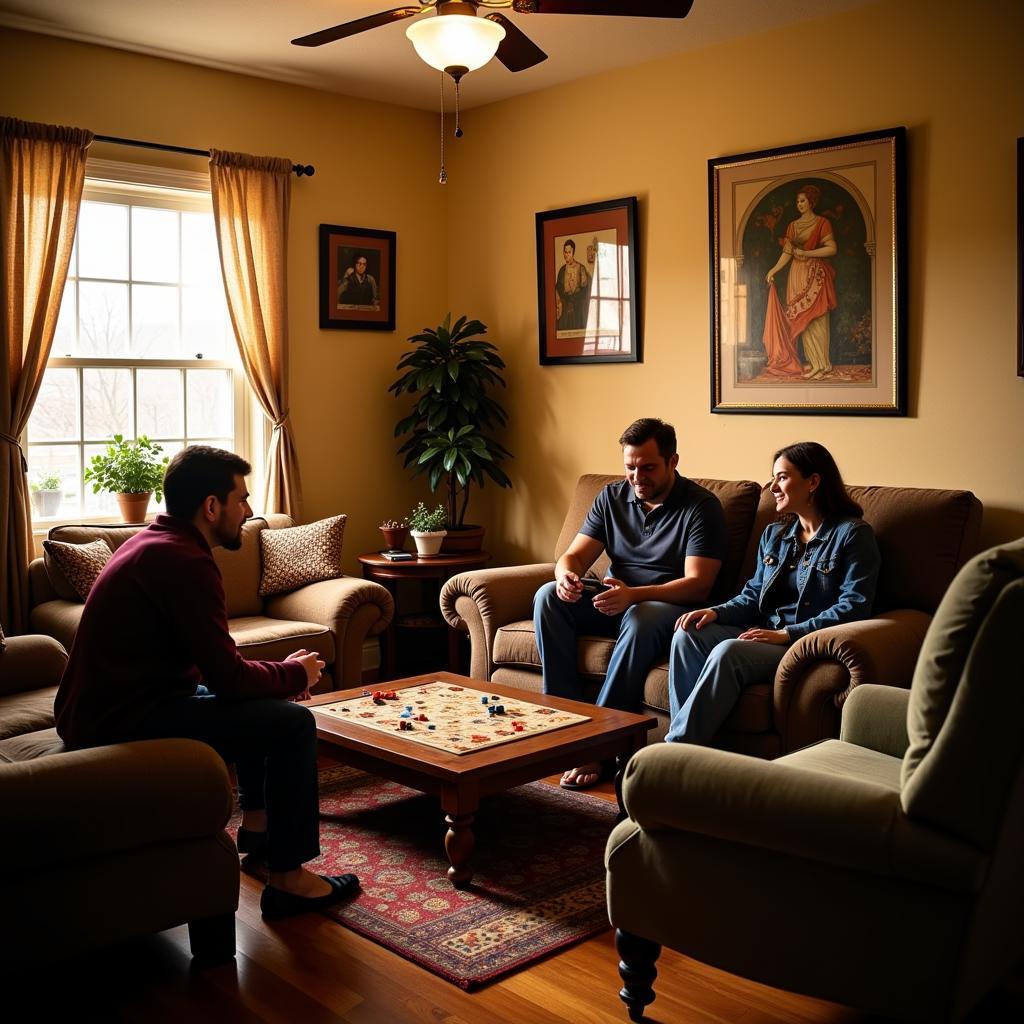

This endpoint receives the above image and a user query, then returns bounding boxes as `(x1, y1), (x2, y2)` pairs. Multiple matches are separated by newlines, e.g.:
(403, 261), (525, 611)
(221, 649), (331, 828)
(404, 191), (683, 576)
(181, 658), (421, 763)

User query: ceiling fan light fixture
(406, 14), (506, 73)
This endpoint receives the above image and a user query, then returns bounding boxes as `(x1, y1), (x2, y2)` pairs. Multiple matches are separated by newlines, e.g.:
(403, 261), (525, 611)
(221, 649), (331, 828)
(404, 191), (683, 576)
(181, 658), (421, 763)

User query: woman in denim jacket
(665, 441), (880, 745)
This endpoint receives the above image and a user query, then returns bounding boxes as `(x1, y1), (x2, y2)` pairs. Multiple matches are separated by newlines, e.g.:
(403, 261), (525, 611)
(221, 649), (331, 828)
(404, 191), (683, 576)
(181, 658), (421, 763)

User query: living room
(2, 0), (1023, 1020)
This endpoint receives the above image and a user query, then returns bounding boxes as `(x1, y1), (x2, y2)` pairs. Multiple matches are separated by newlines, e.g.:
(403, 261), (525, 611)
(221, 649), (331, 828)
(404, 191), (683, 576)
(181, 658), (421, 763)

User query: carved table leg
(444, 812), (475, 888)
(615, 750), (634, 823)
(616, 927), (661, 1021)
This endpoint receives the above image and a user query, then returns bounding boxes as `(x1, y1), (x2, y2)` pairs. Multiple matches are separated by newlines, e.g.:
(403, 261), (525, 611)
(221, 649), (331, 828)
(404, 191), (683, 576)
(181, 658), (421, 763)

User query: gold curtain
(1, 117), (92, 632)
(209, 149), (302, 518)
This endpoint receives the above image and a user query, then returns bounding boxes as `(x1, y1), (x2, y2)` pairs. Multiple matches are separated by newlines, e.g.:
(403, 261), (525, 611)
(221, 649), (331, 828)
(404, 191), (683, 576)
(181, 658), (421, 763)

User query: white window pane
(137, 368), (184, 438)
(78, 201), (128, 279)
(132, 284), (180, 357)
(28, 444), (80, 520)
(52, 283), (77, 356)
(83, 367), (132, 440)
(79, 281), (129, 356)
(27, 368), (79, 442)
(83, 443), (120, 516)
(187, 369), (233, 439)
(182, 211), (222, 286)
(183, 285), (232, 359)
(132, 207), (180, 283)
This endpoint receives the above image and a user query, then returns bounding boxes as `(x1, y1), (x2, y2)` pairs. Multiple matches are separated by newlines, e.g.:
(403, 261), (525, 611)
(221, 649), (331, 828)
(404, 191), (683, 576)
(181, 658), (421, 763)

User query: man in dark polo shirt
(533, 418), (726, 789)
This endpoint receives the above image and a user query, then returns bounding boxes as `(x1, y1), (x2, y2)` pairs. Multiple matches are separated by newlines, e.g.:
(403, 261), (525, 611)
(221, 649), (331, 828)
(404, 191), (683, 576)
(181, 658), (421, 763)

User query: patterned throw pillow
(41, 538), (113, 601)
(259, 515), (347, 597)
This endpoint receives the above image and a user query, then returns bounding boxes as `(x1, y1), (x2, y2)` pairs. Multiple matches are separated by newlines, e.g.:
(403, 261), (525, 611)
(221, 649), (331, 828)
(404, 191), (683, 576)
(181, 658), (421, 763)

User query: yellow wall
(0, 27), (445, 571)
(447, 0), (1024, 564)
(3, 0), (1024, 575)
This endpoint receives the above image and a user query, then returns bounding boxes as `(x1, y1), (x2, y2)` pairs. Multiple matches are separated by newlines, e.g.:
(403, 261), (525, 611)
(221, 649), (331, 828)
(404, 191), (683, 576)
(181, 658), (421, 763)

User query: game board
(314, 681), (591, 755)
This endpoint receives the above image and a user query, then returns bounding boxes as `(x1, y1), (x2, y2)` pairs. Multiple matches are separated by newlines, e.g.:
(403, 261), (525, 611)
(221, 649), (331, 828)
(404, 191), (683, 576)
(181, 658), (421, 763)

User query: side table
(358, 550), (489, 680)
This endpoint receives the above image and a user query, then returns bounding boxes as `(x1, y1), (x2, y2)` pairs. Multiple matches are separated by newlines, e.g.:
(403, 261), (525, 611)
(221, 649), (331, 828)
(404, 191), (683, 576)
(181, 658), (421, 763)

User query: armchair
(441, 476), (981, 755)
(605, 539), (1024, 1021)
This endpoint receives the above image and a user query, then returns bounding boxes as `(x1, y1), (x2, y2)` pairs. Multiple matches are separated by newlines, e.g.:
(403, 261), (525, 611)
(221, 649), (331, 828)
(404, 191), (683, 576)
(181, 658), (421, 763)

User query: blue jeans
(665, 622), (787, 744)
(533, 581), (685, 711)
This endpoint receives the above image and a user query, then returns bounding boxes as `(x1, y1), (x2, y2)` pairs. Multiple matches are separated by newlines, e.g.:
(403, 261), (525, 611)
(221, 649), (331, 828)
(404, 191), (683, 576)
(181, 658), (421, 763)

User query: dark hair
(773, 441), (862, 519)
(563, 239), (576, 253)
(163, 445), (251, 520)
(797, 183), (821, 210)
(618, 418), (677, 461)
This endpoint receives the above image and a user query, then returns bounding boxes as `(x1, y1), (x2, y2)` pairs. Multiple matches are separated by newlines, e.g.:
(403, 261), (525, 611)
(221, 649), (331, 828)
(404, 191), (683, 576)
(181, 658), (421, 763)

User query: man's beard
(215, 516), (244, 550)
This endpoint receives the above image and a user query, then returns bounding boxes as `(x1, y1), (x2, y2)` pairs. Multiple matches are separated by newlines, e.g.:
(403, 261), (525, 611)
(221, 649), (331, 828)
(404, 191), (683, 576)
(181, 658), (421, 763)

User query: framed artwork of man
(319, 224), (396, 331)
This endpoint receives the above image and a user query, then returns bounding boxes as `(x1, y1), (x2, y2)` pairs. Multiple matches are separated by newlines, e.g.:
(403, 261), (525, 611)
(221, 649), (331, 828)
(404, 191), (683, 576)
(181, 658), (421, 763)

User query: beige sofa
(605, 539), (1024, 1022)
(29, 514), (394, 690)
(0, 633), (240, 970)
(441, 476), (982, 755)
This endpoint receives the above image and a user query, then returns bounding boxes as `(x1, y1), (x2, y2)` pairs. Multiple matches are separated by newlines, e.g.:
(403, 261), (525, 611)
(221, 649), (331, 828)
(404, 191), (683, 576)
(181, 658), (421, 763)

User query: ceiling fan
(292, 1), (696, 75)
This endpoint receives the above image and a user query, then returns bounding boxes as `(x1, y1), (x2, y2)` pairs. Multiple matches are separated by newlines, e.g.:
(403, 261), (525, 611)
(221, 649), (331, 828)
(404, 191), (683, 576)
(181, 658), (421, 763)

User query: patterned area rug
(230, 765), (618, 989)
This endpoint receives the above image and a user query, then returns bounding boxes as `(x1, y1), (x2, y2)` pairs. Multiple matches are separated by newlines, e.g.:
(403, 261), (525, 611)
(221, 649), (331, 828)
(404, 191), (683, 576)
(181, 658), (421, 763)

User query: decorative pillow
(0, 619), (5, 649)
(259, 515), (347, 597)
(42, 538), (113, 602)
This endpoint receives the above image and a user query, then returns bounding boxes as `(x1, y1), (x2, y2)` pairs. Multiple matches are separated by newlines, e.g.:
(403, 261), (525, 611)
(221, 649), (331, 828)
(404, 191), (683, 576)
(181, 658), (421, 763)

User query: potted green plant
(84, 434), (169, 523)
(30, 471), (63, 518)
(379, 517), (410, 551)
(407, 501), (447, 558)
(389, 314), (511, 553)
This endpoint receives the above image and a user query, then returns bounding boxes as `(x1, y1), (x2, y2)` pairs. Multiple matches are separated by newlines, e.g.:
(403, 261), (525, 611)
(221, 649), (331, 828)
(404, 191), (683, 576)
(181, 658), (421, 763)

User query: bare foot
(267, 867), (333, 898)
(560, 762), (602, 788)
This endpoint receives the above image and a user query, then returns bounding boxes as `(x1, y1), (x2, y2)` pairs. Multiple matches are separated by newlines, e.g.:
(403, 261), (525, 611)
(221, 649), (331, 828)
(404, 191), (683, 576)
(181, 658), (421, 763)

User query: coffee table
(307, 671), (655, 888)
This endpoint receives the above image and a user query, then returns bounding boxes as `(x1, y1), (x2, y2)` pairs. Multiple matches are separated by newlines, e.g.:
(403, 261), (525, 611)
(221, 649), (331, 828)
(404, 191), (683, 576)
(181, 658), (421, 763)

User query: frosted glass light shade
(406, 14), (505, 72)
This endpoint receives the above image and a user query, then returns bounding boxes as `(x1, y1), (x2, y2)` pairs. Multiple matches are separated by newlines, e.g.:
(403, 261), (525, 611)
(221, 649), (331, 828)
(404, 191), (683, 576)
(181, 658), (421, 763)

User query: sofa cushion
(259, 515), (347, 598)
(0, 686), (58, 741)
(42, 538), (112, 601)
(229, 615), (335, 665)
(0, 726), (65, 763)
(213, 517), (267, 617)
(28, 601), (83, 655)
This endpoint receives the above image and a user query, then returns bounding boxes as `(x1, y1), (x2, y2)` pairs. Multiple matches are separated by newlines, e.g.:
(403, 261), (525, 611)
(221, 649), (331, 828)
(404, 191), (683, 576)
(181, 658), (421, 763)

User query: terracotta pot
(379, 526), (409, 551)
(410, 529), (446, 557)
(440, 524), (485, 553)
(116, 491), (152, 523)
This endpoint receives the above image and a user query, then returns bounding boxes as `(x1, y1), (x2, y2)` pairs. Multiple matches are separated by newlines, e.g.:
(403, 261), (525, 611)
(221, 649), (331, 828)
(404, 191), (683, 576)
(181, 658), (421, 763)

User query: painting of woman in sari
(763, 184), (837, 379)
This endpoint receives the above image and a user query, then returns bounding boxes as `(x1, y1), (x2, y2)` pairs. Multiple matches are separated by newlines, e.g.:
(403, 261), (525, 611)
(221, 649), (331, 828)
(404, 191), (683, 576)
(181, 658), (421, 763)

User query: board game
(313, 681), (591, 755)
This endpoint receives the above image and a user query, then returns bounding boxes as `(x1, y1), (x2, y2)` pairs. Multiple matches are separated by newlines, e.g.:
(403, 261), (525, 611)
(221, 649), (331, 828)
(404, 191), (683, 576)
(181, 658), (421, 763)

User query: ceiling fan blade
(512, 1), (693, 17)
(485, 13), (547, 72)
(291, 6), (424, 47)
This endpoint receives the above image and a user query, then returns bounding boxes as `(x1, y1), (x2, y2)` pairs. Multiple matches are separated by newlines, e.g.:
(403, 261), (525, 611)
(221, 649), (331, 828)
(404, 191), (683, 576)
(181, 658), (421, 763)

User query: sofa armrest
(0, 738), (234, 872)
(0, 634), (68, 697)
(265, 576), (394, 687)
(840, 683), (911, 757)
(440, 563), (555, 680)
(772, 610), (931, 753)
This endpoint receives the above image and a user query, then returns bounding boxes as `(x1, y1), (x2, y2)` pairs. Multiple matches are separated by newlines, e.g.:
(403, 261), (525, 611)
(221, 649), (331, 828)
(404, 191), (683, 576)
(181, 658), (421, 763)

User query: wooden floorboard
(8, 772), (1021, 1023)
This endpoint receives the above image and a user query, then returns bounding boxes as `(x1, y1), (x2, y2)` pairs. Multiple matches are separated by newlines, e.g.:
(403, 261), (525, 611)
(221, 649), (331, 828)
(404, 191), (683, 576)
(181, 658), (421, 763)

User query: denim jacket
(711, 517), (881, 642)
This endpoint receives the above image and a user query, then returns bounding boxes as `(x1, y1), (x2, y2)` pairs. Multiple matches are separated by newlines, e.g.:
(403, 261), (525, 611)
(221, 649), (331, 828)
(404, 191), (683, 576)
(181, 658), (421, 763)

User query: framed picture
(709, 127), (907, 414)
(535, 196), (641, 365)
(1018, 138), (1023, 377)
(319, 223), (395, 331)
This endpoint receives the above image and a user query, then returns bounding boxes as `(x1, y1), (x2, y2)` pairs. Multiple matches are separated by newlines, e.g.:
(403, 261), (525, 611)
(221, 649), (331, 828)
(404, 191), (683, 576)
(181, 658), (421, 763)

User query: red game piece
(417, 714), (429, 722)
(371, 690), (382, 699)
(385, 690), (397, 699)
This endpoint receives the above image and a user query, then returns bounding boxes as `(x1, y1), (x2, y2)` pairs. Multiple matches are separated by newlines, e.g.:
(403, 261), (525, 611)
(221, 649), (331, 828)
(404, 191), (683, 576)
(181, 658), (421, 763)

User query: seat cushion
(779, 738), (903, 792)
(493, 619), (614, 677)
(228, 615), (335, 665)
(0, 687), (58, 741)
(0, 726), (66, 763)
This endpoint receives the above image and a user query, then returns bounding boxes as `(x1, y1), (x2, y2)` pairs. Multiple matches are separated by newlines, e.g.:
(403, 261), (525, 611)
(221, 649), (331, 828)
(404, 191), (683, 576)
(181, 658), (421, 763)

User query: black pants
(136, 694), (320, 872)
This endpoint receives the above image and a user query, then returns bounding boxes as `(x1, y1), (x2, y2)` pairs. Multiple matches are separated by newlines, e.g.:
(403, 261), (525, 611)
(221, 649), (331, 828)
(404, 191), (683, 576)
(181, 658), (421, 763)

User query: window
(26, 161), (258, 523)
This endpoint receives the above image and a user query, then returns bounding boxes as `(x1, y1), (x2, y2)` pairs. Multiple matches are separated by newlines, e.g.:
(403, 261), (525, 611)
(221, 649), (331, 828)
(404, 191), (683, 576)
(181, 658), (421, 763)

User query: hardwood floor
(10, 774), (1021, 1023)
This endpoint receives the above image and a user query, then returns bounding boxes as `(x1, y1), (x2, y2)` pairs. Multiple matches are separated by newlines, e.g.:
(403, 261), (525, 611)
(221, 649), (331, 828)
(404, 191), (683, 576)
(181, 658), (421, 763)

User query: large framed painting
(536, 196), (641, 365)
(709, 127), (907, 414)
(319, 223), (396, 331)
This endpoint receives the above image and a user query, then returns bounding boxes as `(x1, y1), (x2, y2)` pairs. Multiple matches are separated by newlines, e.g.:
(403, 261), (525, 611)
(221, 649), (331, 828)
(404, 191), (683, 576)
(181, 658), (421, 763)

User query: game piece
(400, 710), (412, 718)
(480, 696), (489, 704)
(496, 705), (505, 714)
(491, 695), (499, 701)
(371, 690), (382, 699)
(385, 690), (397, 699)
(417, 714), (429, 722)
(487, 706), (496, 716)
(373, 697), (385, 706)
(361, 690), (371, 697)
(405, 704), (413, 711)
(428, 724), (436, 730)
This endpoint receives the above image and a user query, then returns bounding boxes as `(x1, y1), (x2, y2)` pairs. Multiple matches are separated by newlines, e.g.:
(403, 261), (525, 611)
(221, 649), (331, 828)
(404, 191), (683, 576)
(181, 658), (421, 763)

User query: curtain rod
(93, 134), (315, 177)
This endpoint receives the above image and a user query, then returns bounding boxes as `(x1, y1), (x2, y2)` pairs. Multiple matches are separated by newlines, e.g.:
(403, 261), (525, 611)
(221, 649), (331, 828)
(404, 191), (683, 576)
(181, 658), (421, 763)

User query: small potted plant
(408, 501), (447, 558)
(379, 517), (410, 551)
(30, 471), (63, 518)
(83, 434), (169, 523)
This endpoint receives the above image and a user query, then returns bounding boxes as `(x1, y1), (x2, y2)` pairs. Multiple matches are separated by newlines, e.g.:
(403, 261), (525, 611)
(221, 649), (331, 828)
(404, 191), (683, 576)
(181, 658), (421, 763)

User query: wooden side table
(358, 550), (489, 679)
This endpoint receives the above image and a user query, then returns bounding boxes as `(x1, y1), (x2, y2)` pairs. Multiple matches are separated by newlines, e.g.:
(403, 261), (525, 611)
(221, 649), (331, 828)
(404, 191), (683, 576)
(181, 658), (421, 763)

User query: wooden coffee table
(307, 671), (655, 888)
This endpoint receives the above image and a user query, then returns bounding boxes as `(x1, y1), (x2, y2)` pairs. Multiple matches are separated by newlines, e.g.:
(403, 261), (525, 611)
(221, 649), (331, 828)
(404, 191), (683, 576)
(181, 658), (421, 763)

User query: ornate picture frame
(319, 223), (396, 331)
(709, 128), (907, 414)
(535, 196), (641, 365)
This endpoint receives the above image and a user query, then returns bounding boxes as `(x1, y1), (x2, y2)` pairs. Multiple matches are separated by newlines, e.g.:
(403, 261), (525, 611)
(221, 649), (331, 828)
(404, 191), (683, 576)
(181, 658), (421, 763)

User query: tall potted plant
(84, 434), (169, 523)
(389, 314), (511, 552)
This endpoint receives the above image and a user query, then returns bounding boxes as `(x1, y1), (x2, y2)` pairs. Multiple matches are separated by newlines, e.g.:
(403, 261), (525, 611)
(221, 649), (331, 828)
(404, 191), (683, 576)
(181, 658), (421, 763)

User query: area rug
(229, 765), (618, 989)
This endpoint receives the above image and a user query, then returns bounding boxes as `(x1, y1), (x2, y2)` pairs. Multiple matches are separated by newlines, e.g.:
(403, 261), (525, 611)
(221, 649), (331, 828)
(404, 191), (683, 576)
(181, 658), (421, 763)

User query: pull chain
(438, 71), (447, 184)
(454, 76), (463, 138)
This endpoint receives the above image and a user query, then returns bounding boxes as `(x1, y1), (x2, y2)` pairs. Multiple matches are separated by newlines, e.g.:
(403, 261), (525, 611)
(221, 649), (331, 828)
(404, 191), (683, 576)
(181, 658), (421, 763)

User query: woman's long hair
(774, 441), (862, 520)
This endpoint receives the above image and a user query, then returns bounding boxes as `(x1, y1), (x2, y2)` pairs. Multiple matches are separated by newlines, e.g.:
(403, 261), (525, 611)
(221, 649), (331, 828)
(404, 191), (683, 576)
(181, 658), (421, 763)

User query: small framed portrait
(535, 196), (641, 365)
(709, 127), (907, 414)
(319, 224), (396, 331)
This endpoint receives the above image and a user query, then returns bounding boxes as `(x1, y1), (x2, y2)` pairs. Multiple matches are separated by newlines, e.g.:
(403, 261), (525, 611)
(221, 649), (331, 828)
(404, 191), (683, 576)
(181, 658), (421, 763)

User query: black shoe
(260, 874), (360, 920)
(236, 827), (269, 856)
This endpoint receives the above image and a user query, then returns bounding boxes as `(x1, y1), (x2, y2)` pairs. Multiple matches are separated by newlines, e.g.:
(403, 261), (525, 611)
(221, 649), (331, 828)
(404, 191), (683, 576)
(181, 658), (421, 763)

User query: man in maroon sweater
(55, 446), (358, 920)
